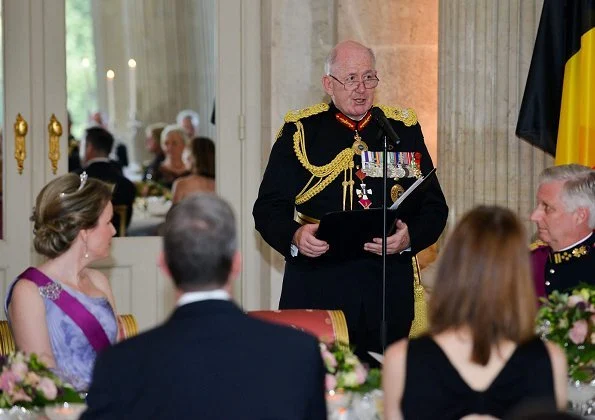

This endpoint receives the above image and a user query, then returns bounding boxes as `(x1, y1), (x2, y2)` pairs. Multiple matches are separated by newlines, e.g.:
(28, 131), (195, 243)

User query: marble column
(438, 0), (552, 236)
(261, 0), (337, 308)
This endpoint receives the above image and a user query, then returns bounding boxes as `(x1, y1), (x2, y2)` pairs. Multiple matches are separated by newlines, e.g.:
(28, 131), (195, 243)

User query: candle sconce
(47, 114), (63, 174)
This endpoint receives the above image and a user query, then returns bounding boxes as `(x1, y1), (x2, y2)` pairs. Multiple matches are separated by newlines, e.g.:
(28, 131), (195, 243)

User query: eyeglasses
(328, 74), (380, 91)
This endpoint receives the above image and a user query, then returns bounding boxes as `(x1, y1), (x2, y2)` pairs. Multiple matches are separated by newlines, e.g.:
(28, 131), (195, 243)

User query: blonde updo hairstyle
(31, 173), (114, 258)
(160, 125), (189, 150)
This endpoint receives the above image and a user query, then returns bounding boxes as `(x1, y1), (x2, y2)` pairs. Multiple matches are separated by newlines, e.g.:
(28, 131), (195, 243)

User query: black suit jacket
(82, 300), (327, 420)
(78, 161), (136, 236)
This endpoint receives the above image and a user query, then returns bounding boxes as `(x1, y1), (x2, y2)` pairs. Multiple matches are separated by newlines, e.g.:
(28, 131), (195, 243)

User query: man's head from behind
(162, 194), (239, 293)
(84, 127), (114, 162)
(530, 164), (595, 251)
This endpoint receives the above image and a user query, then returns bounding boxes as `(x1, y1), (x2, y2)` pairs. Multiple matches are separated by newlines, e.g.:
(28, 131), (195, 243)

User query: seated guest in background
(530, 164), (595, 298)
(67, 111), (81, 172)
(142, 122), (167, 183)
(83, 194), (326, 420)
(383, 206), (567, 420)
(176, 109), (200, 139)
(87, 111), (128, 171)
(5, 173), (119, 391)
(172, 136), (215, 204)
(80, 127), (136, 236)
(156, 124), (191, 189)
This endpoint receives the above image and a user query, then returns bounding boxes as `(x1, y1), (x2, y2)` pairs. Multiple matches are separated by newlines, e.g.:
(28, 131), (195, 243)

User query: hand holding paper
(293, 223), (329, 257)
(364, 219), (411, 255)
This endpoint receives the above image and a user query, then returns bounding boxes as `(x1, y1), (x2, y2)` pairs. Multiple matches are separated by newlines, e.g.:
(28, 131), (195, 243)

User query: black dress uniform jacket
(253, 102), (448, 355)
(531, 232), (595, 298)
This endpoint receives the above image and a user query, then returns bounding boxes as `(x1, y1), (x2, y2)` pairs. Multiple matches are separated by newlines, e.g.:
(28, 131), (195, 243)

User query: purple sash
(530, 247), (550, 300)
(18, 267), (111, 353)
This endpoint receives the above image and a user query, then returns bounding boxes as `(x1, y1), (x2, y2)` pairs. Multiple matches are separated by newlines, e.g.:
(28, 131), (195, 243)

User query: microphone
(371, 107), (401, 145)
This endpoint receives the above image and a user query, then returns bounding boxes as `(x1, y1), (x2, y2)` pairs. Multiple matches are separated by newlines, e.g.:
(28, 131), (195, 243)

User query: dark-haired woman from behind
(5, 173), (119, 391)
(171, 136), (215, 204)
(383, 205), (567, 420)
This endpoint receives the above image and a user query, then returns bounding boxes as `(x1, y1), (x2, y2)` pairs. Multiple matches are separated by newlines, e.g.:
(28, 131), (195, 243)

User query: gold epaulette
(284, 103), (329, 123)
(276, 103), (330, 141)
(529, 239), (549, 251)
(375, 105), (418, 127)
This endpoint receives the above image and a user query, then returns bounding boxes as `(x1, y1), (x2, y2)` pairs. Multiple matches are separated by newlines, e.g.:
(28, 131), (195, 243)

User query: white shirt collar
(176, 289), (230, 307)
(558, 232), (594, 251)
(84, 157), (110, 167)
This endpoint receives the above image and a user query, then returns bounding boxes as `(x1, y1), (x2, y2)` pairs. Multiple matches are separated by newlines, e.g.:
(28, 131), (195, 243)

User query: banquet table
(127, 197), (171, 236)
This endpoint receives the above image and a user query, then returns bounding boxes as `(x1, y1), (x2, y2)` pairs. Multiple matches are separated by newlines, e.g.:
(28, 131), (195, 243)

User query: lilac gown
(5, 277), (118, 391)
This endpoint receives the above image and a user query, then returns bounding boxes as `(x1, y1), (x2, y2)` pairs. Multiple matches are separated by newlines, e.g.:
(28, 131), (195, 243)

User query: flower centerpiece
(536, 284), (595, 382)
(320, 341), (382, 418)
(134, 180), (172, 200)
(320, 342), (381, 393)
(0, 352), (84, 410)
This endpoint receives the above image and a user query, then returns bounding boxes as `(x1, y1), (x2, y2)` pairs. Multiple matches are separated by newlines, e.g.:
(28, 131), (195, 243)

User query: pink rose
(355, 364), (367, 385)
(568, 295), (586, 307)
(569, 319), (588, 344)
(36, 377), (57, 400)
(10, 361), (28, 381)
(10, 388), (32, 403)
(0, 369), (17, 393)
(325, 374), (337, 392)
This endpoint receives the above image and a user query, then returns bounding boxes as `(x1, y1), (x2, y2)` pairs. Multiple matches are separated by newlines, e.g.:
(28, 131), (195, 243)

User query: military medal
(411, 152), (423, 178)
(394, 152), (407, 179)
(395, 165), (406, 179)
(352, 131), (368, 155)
(356, 184), (373, 209)
(391, 184), (405, 202)
(355, 166), (373, 209)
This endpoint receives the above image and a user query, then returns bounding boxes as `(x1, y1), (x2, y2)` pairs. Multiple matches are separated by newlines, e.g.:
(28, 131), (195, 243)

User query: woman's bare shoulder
(10, 277), (41, 298)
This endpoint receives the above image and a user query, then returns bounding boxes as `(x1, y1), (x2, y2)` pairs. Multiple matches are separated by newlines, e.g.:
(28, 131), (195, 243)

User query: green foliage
(66, 0), (97, 140)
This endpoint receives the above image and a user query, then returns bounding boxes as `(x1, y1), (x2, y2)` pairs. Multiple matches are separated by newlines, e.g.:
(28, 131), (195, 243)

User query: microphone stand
(380, 132), (389, 353)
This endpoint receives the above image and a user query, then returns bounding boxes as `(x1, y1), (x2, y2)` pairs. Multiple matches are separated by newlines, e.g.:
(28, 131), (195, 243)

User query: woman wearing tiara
(5, 172), (119, 391)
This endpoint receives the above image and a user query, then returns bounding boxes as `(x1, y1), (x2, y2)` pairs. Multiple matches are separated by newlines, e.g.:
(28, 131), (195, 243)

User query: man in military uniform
(530, 164), (595, 298)
(253, 41), (448, 361)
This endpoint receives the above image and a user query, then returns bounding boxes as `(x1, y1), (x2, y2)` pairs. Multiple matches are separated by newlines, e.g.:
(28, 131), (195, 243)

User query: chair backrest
(0, 319), (15, 356)
(113, 204), (128, 237)
(118, 314), (139, 339)
(0, 314), (139, 357)
(248, 309), (349, 345)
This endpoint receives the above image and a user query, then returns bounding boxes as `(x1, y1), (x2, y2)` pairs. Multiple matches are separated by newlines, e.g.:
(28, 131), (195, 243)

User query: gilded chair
(0, 314), (139, 357)
(248, 309), (349, 345)
(113, 204), (128, 237)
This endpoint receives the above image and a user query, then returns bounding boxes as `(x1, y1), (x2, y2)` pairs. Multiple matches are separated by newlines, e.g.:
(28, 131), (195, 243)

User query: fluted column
(438, 0), (552, 236)
(261, 0), (337, 308)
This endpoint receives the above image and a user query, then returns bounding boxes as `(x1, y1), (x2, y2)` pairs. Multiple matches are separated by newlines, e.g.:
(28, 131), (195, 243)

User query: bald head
(324, 41), (376, 75)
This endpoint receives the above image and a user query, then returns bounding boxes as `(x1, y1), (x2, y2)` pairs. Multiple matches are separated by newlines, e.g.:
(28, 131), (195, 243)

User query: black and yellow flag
(516, 0), (595, 167)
